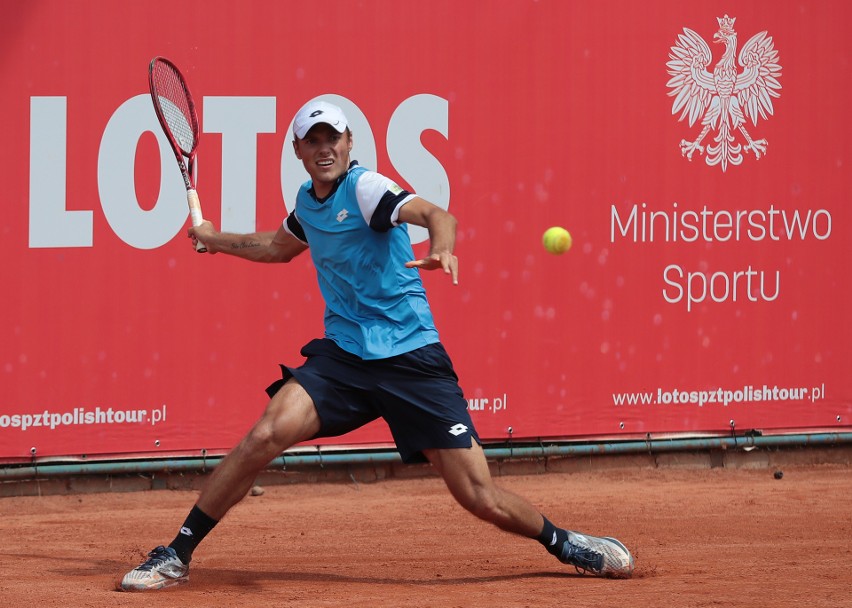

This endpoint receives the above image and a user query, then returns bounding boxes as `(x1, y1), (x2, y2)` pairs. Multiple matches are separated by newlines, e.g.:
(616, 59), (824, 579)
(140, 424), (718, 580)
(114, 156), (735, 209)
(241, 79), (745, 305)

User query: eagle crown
(717, 15), (736, 34)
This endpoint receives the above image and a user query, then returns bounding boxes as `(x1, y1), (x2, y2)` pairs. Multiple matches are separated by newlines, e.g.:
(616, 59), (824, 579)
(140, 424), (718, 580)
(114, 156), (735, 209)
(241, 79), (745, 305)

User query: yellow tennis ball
(542, 226), (572, 255)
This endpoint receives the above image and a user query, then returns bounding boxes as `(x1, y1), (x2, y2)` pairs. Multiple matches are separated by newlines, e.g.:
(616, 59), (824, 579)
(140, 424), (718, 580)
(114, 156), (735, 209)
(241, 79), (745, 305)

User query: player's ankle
(537, 515), (568, 557)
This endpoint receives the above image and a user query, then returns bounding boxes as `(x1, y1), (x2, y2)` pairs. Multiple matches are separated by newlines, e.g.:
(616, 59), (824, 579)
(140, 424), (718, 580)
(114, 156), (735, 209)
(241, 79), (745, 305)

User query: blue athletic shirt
(283, 162), (440, 360)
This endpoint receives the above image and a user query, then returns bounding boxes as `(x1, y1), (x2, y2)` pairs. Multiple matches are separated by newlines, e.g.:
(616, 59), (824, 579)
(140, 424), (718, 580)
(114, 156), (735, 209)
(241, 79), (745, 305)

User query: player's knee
(243, 420), (284, 456)
(242, 400), (318, 458)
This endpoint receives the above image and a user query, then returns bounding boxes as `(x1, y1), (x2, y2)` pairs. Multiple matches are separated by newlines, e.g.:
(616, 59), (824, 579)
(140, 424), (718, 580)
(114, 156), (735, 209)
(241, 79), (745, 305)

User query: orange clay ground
(0, 460), (850, 607)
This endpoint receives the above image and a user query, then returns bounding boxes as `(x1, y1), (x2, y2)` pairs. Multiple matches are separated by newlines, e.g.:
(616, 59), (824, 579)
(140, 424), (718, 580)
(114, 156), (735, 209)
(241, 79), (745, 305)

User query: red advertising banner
(2, 1), (850, 461)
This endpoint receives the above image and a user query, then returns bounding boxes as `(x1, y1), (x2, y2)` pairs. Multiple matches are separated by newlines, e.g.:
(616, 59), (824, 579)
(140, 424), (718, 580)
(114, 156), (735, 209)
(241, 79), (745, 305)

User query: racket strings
(151, 64), (197, 154)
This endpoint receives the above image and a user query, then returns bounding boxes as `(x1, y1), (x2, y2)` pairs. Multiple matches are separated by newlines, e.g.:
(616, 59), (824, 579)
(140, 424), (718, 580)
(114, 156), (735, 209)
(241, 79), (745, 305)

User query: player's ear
(292, 139), (302, 160)
(346, 129), (353, 152)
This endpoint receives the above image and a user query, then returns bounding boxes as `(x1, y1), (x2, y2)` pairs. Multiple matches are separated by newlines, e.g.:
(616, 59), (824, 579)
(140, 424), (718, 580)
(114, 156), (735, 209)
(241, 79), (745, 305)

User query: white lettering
(29, 97), (93, 247)
(387, 94), (450, 244)
(663, 264), (780, 311)
(30, 94), (450, 250)
(98, 95), (187, 249)
(203, 97), (277, 232)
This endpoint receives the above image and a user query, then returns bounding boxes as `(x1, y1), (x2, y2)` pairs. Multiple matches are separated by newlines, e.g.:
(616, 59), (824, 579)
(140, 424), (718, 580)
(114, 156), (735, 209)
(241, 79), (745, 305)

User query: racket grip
(187, 189), (207, 253)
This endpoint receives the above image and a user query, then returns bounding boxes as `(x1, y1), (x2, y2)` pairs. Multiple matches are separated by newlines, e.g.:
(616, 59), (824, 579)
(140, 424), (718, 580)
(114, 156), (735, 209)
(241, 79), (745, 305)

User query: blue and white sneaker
(120, 546), (189, 591)
(559, 531), (635, 578)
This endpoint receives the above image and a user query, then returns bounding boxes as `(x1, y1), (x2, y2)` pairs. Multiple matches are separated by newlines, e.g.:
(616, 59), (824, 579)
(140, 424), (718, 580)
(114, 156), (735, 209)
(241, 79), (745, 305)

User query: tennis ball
(542, 226), (572, 255)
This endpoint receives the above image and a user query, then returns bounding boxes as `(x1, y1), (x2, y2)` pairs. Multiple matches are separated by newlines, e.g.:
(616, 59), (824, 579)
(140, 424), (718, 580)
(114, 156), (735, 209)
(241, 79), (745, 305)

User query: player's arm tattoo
(231, 241), (261, 250)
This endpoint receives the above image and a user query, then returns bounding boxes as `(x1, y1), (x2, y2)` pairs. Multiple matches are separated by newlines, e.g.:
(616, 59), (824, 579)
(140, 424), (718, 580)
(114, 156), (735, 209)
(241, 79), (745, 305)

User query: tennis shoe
(120, 545), (189, 591)
(559, 531), (634, 578)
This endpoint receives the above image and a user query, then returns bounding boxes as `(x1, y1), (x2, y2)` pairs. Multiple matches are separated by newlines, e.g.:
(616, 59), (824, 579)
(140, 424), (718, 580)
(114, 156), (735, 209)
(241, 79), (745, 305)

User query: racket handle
(187, 189), (207, 253)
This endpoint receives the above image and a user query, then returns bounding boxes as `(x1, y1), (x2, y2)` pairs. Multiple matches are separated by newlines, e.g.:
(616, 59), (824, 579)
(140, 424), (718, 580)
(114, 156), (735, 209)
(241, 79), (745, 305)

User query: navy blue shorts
(266, 338), (480, 463)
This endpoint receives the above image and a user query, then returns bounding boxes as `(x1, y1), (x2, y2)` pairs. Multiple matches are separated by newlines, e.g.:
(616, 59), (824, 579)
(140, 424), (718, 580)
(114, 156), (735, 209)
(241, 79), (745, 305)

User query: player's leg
(120, 378), (320, 591)
(423, 441), (543, 536)
(424, 442), (634, 578)
(195, 378), (320, 520)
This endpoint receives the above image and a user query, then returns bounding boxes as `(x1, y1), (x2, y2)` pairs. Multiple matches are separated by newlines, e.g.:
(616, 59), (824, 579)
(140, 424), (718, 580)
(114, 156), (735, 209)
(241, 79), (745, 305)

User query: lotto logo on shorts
(448, 423), (468, 436)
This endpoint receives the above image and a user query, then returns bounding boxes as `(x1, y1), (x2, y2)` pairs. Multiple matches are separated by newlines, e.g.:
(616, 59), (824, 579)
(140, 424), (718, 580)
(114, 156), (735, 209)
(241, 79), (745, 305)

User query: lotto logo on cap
(293, 101), (349, 138)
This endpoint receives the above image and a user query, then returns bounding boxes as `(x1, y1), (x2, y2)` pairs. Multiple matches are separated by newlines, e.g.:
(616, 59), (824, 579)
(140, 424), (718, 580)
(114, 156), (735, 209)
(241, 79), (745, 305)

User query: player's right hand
(188, 221), (217, 253)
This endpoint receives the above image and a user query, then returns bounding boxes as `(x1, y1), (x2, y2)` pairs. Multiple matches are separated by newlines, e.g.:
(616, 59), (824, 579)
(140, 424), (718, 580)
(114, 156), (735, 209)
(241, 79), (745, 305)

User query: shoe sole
(119, 576), (189, 591)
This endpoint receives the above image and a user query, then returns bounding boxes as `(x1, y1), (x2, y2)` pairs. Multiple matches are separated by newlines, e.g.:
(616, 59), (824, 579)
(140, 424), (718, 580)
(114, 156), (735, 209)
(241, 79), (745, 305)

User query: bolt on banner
(1, 1), (850, 461)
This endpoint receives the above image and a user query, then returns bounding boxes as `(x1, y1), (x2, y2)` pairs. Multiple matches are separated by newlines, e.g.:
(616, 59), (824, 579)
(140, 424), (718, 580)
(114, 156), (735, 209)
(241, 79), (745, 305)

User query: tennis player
(120, 101), (634, 590)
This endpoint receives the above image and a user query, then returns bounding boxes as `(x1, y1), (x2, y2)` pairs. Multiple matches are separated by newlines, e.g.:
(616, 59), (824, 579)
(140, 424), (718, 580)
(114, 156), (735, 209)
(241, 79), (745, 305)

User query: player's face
(293, 124), (353, 196)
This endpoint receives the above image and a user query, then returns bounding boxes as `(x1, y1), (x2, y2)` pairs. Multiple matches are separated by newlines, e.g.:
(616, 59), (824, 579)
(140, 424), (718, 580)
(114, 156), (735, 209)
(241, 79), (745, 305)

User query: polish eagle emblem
(667, 15), (782, 171)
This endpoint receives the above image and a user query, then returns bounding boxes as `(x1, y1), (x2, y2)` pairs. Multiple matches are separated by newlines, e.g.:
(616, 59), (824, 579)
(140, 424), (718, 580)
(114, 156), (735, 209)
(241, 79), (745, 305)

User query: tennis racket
(148, 56), (206, 252)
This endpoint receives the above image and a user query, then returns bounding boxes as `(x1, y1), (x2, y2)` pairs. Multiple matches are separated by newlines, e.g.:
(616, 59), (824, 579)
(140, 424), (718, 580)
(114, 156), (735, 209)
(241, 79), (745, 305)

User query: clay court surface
(1, 463), (850, 607)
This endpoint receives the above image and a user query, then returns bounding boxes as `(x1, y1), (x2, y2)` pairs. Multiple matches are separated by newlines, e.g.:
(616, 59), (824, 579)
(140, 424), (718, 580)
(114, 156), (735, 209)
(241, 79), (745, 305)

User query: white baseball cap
(293, 100), (349, 139)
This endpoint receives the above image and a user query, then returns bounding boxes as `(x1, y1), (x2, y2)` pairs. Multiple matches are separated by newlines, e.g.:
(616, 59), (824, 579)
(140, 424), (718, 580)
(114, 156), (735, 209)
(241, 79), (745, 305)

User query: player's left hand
(405, 252), (458, 285)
